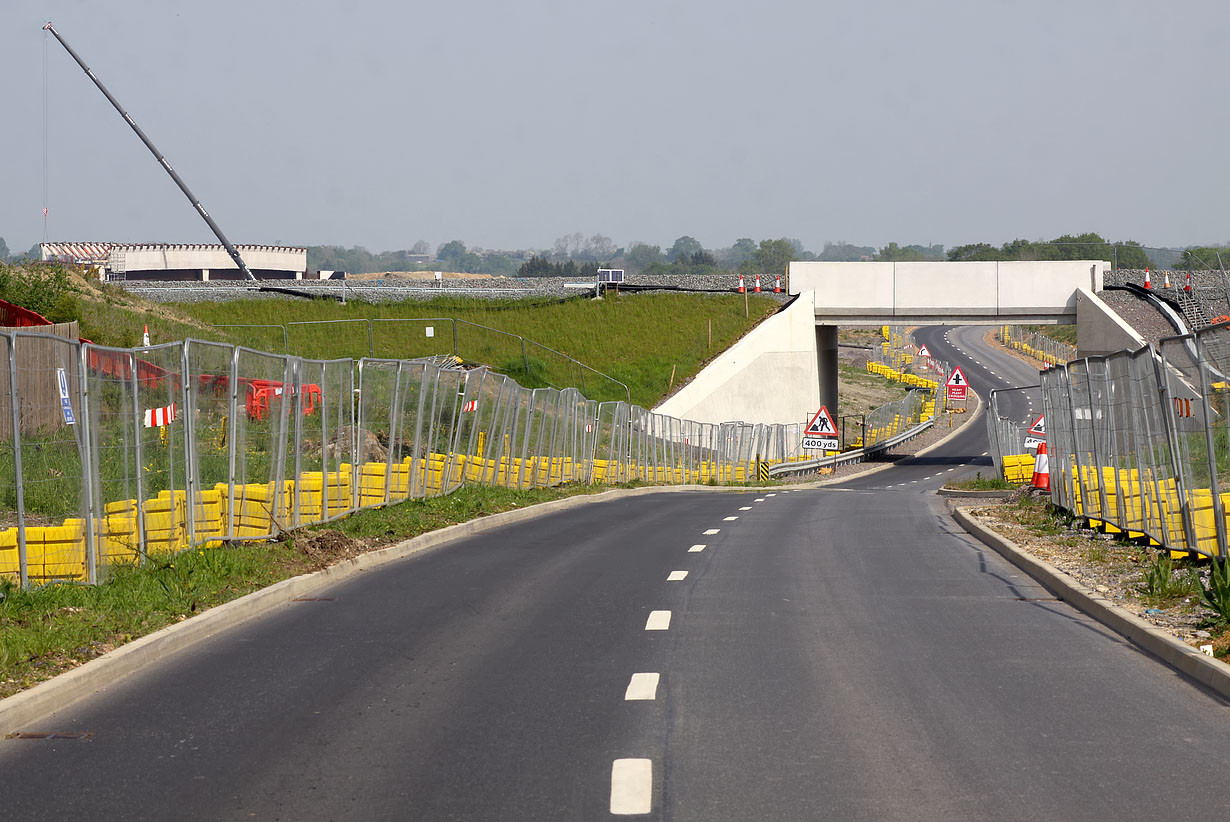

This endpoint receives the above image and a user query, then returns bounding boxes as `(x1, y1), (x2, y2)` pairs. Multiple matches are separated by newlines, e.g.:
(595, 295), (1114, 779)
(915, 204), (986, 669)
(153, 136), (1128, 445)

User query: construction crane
(42, 21), (257, 282)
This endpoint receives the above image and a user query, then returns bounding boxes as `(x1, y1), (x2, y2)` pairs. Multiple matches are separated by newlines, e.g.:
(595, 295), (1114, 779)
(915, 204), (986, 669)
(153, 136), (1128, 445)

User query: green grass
(946, 472), (1015, 491)
(172, 293), (780, 407)
(1024, 324), (1077, 346)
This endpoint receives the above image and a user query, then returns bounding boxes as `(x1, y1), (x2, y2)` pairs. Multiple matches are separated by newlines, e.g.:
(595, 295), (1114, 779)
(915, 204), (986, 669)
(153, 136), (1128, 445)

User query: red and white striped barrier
(143, 402), (177, 428)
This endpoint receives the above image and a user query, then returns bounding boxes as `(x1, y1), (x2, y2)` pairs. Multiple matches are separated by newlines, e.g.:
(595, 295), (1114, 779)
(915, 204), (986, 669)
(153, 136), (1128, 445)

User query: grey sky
(4, 0), (1228, 256)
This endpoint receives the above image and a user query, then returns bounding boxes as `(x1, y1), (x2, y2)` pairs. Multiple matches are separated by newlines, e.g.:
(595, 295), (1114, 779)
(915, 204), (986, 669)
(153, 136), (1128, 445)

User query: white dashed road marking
(610, 759), (653, 815)
(754, 498), (765, 502)
(689, 544), (706, 552)
(723, 516), (739, 521)
(624, 673), (660, 701)
(703, 529), (720, 535)
(668, 571), (688, 581)
(739, 506), (752, 511)
(645, 611), (672, 631)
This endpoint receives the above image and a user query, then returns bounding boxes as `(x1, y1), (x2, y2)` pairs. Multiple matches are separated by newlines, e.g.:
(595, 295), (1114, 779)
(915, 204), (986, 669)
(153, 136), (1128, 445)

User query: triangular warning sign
(946, 367), (968, 388)
(918, 345), (931, 357)
(805, 406), (837, 436)
(1027, 414), (1045, 437)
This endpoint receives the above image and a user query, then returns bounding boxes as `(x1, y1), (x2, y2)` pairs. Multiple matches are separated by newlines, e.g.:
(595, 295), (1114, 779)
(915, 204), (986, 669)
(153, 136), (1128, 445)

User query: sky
(3, 1), (1229, 256)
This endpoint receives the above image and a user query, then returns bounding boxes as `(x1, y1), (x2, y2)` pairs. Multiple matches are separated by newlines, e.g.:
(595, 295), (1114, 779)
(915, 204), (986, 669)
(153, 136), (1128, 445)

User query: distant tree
(752, 238), (797, 275)
(688, 249), (716, 267)
(552, 232), (585, 260)
(947, 243), (1002, 261)
(624, 243), (662, 272)
(667, 235), (704, 262)
(0, 236), (9, 261)
(819, 241), (876, 261)
(728, 237), (757, 266)
(436, 240), (468, 264)
(875, 242), (927, 262)
(1113, 241), (1151, 270)
(410, 240), (431, 255)
(1176, 245), (1230, 271)
(583, 234), (617, 262)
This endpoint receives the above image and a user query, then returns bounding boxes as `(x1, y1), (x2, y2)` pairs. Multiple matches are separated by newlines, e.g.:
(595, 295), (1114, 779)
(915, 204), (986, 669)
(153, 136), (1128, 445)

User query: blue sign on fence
(57, 368), (76, 425)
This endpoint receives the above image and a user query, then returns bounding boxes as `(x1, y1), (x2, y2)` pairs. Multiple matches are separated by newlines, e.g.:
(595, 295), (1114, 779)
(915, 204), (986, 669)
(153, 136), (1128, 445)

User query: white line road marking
(668, 570), (688, 581)
(739, 506), (752, 510)
(723, 516), (739, 521)
(624, 673), (660, 701)
(947, 467), (956, 471)
(645, 611), (672, 630)
(703, 529), (720, 535)
(689, 544), (706, 552)
(611, 759), (653, 815)
(754, 498), (765, 502)
(766, 493), (777, 497)
(781, 490), (790, 493)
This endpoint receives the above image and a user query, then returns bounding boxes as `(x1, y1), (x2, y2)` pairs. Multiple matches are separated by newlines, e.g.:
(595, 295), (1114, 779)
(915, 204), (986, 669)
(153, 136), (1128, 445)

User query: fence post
(128, 350), (148, 563)
(8, 336), (28, 588)
(1194, 334), (1228, 559)
(78, 342), (98, 585)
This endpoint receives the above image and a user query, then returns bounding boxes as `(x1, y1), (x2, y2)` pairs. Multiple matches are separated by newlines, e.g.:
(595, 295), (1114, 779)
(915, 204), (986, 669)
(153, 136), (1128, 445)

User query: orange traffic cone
(1031, 442), (1050, 492)
(142, 324), (150, 346)
(774, 275), (782, 293)
(1164, 270), (1172, 288)
(754, 274), (761, 292)
(1186, 271), (1193, 293)
(1144, 268), (1152, 290)
(737, 274), (745, 293)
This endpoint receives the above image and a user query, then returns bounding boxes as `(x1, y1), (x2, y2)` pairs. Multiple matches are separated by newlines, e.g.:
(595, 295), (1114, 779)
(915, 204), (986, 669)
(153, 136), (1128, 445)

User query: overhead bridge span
(655, 260), (1109, 425)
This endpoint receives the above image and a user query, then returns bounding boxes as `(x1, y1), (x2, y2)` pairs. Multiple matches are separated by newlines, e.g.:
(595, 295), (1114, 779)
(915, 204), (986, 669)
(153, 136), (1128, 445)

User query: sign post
(801, 406), (840, 451)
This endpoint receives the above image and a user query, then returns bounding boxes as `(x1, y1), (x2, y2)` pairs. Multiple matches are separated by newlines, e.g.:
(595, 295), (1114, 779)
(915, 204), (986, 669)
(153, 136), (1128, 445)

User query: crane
(42, 21), (257, 282)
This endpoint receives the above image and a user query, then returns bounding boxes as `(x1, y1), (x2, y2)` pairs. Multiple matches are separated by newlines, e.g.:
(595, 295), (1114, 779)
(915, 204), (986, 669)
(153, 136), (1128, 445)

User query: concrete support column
(201, 268), (210, 282)
(816, 324), (838, 415)
(295, 270), (304, 281)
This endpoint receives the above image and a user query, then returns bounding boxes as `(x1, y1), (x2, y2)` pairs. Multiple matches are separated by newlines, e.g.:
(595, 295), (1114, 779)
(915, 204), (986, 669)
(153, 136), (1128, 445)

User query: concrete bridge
(655, 260), (1135, 425)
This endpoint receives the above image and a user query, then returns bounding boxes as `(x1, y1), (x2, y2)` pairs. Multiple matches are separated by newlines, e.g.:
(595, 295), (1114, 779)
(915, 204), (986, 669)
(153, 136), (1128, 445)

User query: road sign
(802, 406), (840, 450)
(946, 366), (968, 401)
(1024, 413), (1045, 448)
(918, 344), (931, 357)
(56, 368), (76, 425)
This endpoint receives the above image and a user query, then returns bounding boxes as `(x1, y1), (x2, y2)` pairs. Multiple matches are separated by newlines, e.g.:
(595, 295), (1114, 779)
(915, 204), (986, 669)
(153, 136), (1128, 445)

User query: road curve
(2, 327), (1228, 821)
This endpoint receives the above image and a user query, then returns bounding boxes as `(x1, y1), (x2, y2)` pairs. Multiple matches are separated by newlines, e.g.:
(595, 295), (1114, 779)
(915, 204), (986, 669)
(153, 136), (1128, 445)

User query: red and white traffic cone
(737, 274), (745, 293)
(1164, 270), (1172, 289)
(1186, 271), (1193, 293)
(1143, 268), (1152, 290)
(774, 275), (782, 293)
(142, 324), (150, 346)
(754, 274), (761, 293)
(1031, 442), (1050, 492)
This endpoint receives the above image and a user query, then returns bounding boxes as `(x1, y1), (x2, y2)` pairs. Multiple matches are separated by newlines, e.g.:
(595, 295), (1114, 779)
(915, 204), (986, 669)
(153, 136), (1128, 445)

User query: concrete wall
(109, 245), (307, 278)
(1076, 287), (1147, 356)
(653, 294), (819, 425)
(789, 260), (1107, 323)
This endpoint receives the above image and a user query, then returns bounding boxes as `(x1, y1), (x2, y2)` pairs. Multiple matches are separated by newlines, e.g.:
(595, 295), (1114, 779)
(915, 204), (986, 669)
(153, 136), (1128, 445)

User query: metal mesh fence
(1025, 320), (1230, 558)
(1, 328), (938, 587)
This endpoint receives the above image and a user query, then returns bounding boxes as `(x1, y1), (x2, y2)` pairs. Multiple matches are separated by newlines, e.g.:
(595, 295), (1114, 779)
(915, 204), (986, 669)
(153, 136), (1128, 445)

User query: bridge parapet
(789, 260), (1107, 325)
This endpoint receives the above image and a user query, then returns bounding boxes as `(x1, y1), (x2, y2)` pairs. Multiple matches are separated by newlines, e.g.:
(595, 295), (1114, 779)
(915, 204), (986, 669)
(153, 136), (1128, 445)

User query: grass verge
(945, 472), (1017, 491)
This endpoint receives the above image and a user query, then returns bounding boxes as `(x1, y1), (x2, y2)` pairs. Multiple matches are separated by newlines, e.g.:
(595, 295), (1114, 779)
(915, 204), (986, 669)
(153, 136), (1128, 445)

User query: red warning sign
(918, 344), (931, 357)
(946, 366), (969, 401)
(802, 406), (840, 450)
(1024, 414), (1045, 448)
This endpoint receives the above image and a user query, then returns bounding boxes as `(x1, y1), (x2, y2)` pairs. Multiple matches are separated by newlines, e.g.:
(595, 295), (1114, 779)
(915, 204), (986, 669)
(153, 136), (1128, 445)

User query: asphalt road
(3, 328), (1229, 821)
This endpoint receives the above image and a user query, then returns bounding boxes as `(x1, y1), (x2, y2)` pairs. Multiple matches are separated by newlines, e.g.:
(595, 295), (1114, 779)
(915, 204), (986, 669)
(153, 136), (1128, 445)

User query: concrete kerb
(0, 393), (985, 731)
(950, 504), (1230, 701)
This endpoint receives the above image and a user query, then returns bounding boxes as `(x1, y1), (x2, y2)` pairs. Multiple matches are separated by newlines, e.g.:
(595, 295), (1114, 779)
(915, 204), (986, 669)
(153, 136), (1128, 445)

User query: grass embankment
(0, 482), (633, 699)
(173, 293), (780, 407)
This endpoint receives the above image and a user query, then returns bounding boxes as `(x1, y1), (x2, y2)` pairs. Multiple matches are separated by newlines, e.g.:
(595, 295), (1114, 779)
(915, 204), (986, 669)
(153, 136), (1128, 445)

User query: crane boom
(43, 21), (257, 282)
